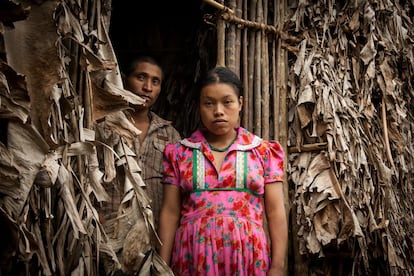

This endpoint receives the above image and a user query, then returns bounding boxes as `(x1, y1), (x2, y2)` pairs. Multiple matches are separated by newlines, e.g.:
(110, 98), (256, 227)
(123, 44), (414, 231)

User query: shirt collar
(181, 127), (262, 151)
(149, 111), (173, 128)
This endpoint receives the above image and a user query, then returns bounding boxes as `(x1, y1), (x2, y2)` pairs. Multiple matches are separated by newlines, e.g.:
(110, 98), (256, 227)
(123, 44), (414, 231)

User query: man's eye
(152, 79), (161, 86)
(137, 74), (145, 81)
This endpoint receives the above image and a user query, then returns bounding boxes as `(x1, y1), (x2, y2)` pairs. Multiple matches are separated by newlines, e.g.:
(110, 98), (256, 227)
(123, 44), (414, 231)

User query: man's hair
(123, 55), (164, 79)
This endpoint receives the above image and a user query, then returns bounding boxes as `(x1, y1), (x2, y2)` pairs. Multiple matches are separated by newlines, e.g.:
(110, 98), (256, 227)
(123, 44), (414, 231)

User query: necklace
(208, 137), (237, 152)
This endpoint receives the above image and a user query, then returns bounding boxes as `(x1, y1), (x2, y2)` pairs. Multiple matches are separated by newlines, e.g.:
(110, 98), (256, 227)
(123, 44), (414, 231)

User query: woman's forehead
(200, 83), (238, 97)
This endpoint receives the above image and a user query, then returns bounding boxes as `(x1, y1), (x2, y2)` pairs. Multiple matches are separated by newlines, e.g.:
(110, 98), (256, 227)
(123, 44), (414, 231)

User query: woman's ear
(238, 96), (243, 111)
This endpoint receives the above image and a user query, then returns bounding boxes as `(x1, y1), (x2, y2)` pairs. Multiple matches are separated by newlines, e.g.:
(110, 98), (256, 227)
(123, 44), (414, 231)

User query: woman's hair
(199, 67), (243, 97)
(123, 55), (164, 79)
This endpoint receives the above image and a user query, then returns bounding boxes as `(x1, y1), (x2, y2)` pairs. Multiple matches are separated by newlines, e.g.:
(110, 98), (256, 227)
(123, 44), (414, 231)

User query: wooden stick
(276, 2), (290, 274)
(272, 30), (278, 139)
(203, 0), (234, 14)
(234, 0), (243, 76)
(247, 0), (256, 132)
(226, 0), (237, 71)
(261, 0), (269, 140)
(217, 17), (226, 66)
(254, 0), (262, 136)
(221, 12), (301, 43)
(242, 0), (249, 129)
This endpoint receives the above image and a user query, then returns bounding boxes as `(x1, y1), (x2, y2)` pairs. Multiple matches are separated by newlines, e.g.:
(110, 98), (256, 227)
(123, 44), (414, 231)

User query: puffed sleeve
(161, 142), (180, 186)
(262, 140), (284, 184)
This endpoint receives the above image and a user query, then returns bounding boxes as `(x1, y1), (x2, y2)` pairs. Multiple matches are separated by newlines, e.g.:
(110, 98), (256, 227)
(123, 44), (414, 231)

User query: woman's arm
(158, 184), (181, 265)
(264, 181), (288, 276)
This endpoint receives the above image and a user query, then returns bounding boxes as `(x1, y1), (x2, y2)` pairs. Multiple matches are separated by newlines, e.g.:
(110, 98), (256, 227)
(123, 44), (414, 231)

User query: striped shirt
(132, 112), (181, 228)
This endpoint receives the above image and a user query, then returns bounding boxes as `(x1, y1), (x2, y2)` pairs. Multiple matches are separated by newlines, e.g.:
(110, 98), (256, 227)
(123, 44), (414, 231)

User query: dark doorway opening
(109, 1), (216, 136)
(109, 1), (202, 72)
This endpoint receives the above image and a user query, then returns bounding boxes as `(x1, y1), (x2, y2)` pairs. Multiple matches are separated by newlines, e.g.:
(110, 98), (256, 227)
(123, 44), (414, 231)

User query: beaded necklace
(208, 136), (237, 152)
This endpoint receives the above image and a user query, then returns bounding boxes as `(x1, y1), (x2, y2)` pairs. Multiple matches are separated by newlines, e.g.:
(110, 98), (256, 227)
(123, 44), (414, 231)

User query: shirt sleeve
(167, 125), (181, 143)
(262, 140), (284, 184)
(161, 142), (180, 186)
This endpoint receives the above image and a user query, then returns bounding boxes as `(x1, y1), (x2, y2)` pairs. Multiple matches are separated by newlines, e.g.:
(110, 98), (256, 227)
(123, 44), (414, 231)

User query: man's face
(125, 61), (162, 110)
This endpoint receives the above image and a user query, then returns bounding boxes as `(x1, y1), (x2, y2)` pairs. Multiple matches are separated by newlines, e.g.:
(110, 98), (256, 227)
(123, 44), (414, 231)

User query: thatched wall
(0, 0), (413, 275)
(285, 1), (414, 275)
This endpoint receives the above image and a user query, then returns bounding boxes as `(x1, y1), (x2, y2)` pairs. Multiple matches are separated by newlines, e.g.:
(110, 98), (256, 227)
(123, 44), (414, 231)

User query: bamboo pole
(220, 12), (301, 43)
(216, 0), (226, 67)
(226, 0), (237, 71)
(272, 25), (278, 138)
(254, 0), (262, 136)
(247, 0), (256, 132)
(261, 0), (269, 140)
(275, 1), (292, 276)
(242, 0), (249, 129)
(234, 0), (243, 76)
(203, 0), (234, 14)
(217, 16), (226, 67)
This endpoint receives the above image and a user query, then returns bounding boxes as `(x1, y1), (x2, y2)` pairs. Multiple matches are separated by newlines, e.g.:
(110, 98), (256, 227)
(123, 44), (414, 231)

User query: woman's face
(199, 83), (243, 136)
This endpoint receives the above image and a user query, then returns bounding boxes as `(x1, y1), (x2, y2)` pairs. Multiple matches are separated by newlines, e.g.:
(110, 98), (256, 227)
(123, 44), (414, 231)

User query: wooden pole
(203, 0), (234, 14)
(275, 1), (293, 275)
(261, 0), (269, 140)
(226, 0), (237, 71)
(217, 16), (226, 67)
(254, 0), (262, 136)
(241, 0), (248, 128)
(216, 0), (226, 67)
(272, 24), (278, 139)
(247, 0), (257, 132)
(234, 0), (243, 76)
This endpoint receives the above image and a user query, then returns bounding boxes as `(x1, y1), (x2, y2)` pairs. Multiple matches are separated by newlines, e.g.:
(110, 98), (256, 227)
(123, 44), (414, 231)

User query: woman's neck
(205, 129), (237, 149)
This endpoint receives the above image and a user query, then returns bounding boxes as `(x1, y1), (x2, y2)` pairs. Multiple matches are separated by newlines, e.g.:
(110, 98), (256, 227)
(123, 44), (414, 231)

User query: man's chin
(129, 104), (147, 111)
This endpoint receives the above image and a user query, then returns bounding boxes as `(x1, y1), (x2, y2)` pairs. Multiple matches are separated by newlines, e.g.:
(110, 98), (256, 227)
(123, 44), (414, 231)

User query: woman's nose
(214, 104), (224, 115)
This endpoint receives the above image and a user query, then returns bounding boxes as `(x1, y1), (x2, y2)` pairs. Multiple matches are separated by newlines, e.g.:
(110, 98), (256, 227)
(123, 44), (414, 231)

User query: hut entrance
(109, 0), (210, 136)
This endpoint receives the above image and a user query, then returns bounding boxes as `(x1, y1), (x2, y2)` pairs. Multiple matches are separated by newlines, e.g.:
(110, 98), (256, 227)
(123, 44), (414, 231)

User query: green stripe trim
(193, 187), (261, 196)
(244, 151), (248, 189)
(192, 149), (198, 190)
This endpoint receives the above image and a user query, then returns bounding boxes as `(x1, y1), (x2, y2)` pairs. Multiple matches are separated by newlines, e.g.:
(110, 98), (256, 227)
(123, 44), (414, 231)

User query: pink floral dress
(162, 127), (284, 276)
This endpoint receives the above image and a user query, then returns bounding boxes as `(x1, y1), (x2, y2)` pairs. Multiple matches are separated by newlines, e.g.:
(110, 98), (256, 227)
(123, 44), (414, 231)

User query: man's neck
(131, 109), (151, 123)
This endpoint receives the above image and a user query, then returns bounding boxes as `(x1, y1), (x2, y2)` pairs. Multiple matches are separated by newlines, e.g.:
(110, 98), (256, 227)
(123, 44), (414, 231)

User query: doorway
(109, 1), (215, 136)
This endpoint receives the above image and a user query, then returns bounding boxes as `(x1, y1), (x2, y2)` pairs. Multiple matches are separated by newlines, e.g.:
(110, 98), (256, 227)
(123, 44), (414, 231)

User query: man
(96, 55), (179, 274)
(123, 55), (181, 229)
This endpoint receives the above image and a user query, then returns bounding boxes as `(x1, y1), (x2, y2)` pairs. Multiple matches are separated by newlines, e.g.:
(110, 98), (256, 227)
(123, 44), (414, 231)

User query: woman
(159, 67), (287, 275)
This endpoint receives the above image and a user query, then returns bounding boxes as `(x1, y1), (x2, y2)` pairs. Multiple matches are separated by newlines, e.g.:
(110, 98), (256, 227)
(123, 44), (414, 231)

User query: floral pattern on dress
(162, 127), (284, 276)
